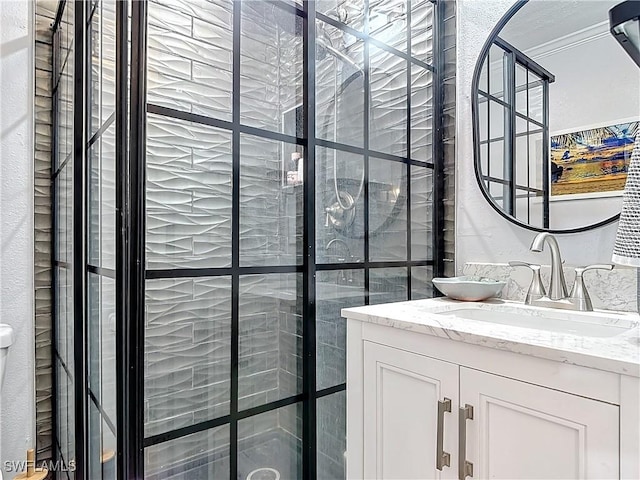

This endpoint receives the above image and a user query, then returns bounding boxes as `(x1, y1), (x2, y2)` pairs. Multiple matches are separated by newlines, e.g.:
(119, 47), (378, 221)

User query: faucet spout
(529, 233), (568, 300)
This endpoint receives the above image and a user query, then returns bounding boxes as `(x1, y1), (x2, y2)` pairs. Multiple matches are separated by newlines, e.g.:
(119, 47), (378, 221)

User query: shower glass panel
(51, 0), (443, 477)
(87, 1), (118, 478)
(142, 1), (438, 478)
(53, 1), (76, 477)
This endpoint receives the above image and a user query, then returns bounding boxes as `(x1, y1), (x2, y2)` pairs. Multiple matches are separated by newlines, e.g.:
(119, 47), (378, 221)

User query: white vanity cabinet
(460, 368), (619, 479)
(347, 318), (639, 480)
(363, 342), (459, 479)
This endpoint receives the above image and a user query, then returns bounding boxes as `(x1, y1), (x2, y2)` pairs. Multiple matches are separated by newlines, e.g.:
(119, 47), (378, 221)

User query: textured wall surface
(34, 0), (57, 463)
(0, 1), (36, 477)
(464, 262), (638, 313)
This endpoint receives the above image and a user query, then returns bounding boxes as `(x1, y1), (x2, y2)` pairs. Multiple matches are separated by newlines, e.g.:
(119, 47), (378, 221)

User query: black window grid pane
(478, 41), (552, 226)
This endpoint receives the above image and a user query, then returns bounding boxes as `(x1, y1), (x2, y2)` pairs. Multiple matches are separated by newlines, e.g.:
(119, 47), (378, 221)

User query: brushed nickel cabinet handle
(458, 404), (474, 480)
(436, 398), (452, 470)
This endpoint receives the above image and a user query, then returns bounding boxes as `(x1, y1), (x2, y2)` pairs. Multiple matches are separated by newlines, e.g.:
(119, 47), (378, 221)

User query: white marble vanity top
(342, 298), (640, 377)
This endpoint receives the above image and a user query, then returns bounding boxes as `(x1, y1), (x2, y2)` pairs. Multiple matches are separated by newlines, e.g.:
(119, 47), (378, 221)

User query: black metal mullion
(316, 137), (434, 167)
(431, 0), (445, 285)
(53, 0), (67, 31)
(144, 259), (434, 280)
(485, 44), (492, 203)
(54, 349), (74, 380)
(72, 1), (88, 478)
(147, 103), (435, 168)
(507, 51), (516, 217)
(526, 67), (531, 224)
(127, 0), (147, 477)
(145, 264), (304, 279)
(317, 259), (433, 271)
(88, 389), (117, 437)
(87, 111), (115, 148)
(315, 383), (346, 399)
(230, 2), (241, 479)
(51, 18), (60, 471)
(115, 0), (130, 477)
(302, 1), (317, 479)
(87, 264), (116, 278)
(363, 0), (371, 305)
(542, 77), (550, 228)
(144, 393), (305, 448)
(406, 1), (412, 298)
(53, 154), (73, 180)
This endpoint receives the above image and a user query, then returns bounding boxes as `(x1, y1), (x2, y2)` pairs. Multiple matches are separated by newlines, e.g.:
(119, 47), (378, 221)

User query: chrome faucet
(529, 233), (568, 300)
(510, 233), (614, 311)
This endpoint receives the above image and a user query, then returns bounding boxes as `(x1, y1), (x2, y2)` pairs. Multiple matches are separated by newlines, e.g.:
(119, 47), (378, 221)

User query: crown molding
(527, 21), (611, 60)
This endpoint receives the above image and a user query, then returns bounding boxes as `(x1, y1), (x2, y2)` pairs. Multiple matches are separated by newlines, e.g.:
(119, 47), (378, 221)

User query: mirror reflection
(474, 0), (640, 231)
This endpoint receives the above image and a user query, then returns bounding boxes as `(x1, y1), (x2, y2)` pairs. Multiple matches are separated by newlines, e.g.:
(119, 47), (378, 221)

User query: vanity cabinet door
(363, 341), (459, 479)
(460, 367), (619, 479)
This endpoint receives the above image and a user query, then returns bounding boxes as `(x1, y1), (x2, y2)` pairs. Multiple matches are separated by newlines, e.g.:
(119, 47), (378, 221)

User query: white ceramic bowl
(432, 276), (506, 301)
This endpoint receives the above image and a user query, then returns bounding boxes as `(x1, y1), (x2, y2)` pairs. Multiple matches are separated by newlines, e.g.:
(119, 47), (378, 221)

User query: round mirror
(473, 0), (640, 232)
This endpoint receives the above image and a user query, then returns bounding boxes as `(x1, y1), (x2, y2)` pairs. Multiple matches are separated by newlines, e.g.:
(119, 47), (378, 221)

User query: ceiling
(499, 0), (621, 52)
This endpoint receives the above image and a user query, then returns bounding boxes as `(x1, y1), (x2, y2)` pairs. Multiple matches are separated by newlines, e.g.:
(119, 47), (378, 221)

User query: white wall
(0, 0), (36, 477)
(456, 0), (621, 269)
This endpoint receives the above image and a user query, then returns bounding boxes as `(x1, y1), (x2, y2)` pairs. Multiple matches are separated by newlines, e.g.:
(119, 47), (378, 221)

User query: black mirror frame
(471, 0), (621, 234)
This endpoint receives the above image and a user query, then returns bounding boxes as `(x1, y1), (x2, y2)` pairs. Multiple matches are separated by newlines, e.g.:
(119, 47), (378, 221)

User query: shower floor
(148, 429), (301, 480)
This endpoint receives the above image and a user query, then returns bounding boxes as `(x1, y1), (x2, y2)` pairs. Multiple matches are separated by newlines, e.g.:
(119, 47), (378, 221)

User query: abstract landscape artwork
(550, 121), (638, 196)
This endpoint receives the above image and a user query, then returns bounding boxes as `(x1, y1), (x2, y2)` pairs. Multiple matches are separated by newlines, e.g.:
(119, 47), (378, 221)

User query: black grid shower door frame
(52, 0), (447, 478)
(129, 0), (446, 478)
(133, 0), (444, 468)
(52, 1), (91, 478)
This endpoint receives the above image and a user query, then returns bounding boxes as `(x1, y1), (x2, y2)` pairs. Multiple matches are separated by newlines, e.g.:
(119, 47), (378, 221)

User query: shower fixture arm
(333, 158), (364, 211)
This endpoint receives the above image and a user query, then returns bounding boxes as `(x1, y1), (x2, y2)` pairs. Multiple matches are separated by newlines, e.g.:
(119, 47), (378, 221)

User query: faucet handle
(508, 261), (546, 304)
(569, 264), (614, 311)
(574, 264), (614, 275)
(509, 261), (539, 269)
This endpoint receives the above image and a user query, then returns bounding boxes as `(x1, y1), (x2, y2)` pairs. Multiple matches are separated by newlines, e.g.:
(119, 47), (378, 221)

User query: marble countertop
(342, 298), (640, 377)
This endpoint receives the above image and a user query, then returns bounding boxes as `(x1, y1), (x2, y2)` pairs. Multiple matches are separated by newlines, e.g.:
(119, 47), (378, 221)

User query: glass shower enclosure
(52, 0), (445, 478)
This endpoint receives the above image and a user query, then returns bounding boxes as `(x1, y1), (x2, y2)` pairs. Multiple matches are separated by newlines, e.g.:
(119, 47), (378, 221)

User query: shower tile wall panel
(145, 424), (231, 480)
(240, 2), (303, 134)
(146, 114), (233, 269)
(239, 136), (303, 266)
(369, 46), (407, 157)
(369, 157), (407, 261)
(316, 271), (365, 390)
(317, 392), (346, 480)
(35, 0), (56, 461)
(238, 274), (303, 411)
(370, 267), (409, 304)
(315, 21), (364, 148)
(411, 165), (434, 260)
(147, 0), (233, 121)
(411, 265), (434, 300)
(411, 65), (434, 162)
(145, 277), (232, 436)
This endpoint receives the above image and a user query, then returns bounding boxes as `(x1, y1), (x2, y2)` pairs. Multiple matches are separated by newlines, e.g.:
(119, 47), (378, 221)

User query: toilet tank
(0, 324), (14, 389)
